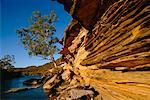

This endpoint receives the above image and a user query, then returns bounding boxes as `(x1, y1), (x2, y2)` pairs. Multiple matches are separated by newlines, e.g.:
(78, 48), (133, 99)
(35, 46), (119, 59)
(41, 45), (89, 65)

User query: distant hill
(13, 58), (63, 76)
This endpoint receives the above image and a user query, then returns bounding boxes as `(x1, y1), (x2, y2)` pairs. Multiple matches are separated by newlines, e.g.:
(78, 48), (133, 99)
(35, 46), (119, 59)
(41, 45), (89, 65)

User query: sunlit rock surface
(55, 0), (150, 99)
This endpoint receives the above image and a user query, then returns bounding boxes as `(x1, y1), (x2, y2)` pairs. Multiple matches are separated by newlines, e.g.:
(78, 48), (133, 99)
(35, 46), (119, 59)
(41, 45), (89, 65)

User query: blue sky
(0, 0), (71, 68)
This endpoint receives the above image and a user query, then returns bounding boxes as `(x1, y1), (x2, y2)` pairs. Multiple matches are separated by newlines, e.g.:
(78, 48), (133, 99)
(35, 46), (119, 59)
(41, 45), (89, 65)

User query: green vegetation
(0, 55), (15, 69)
(17, 11), (59, 67)
(14, 63), (54, 76)
(14, 58), (63, 76)
(0, 55), (22, 79)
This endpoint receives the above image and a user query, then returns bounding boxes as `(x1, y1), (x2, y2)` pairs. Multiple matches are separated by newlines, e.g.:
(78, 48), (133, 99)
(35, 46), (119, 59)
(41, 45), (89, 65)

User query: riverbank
(1, 76), (48, 100)
(1, 68), (22, 80)
(13, 58), (63, 76)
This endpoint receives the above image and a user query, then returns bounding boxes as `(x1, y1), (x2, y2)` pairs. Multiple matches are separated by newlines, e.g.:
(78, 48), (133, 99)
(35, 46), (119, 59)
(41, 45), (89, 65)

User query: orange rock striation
(57, 0), (150, 99)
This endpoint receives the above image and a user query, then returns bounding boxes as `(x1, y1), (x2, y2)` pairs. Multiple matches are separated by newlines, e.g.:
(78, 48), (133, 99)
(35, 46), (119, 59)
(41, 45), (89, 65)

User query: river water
(1, 76), (48, 100)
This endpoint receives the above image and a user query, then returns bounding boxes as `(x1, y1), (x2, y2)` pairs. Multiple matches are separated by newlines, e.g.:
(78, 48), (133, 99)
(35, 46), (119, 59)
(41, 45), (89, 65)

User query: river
(1, 76), (49, 100)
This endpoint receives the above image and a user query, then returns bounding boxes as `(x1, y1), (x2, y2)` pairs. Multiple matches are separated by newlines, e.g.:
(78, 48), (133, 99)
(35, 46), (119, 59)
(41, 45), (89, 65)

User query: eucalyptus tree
(17, 11), (59, 67)
(0, 55), (15, 69)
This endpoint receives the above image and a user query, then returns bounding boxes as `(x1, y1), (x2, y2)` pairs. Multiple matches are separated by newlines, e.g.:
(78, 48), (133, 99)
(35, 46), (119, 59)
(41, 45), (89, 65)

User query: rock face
(81, 0), (150, 69)
(57, 0), (150, 99)
(60, 0), (150, 69)
(59, 0), (150, 70)
(58, 0), (119, 30)
(41, 0), (150, 99)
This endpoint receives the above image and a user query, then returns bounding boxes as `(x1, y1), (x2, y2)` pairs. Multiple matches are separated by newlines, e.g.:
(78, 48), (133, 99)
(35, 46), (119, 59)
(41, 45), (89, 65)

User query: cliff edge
(44, 0), (150, 99)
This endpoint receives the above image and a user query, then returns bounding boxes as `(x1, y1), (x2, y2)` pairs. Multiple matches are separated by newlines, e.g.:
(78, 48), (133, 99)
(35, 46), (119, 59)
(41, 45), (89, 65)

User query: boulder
(23, 78), (42, 85)
(70, 89), (94, 99)
(62, 63), (74, 81)
(43, 75), (57, 90)
(61, 70), (72, 81)
(57, 85), (97, 100)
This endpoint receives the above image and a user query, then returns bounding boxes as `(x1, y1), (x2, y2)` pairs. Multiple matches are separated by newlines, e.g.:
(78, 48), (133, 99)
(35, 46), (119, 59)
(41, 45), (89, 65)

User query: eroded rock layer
(57, 0), (150, 99)
(81, 0), (150, 69)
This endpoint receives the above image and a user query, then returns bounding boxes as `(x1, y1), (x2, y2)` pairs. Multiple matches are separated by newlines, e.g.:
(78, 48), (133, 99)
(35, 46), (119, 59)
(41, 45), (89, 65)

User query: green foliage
(17, 11), (59, 61)
(0, 55), (15, 69)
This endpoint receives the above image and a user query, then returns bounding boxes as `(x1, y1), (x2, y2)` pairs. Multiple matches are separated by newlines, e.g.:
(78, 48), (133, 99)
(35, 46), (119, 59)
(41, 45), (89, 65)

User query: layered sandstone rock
(59, 0), (150, 70)
(57, 0), (150, 99)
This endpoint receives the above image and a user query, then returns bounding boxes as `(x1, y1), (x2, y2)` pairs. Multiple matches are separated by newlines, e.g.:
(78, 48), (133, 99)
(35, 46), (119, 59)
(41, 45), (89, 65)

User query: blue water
(1, 76), (49, 100)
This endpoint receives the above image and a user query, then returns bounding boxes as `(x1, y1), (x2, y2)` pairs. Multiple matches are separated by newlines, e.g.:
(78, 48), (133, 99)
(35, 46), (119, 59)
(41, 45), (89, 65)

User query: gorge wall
(55, 0), (150, 99)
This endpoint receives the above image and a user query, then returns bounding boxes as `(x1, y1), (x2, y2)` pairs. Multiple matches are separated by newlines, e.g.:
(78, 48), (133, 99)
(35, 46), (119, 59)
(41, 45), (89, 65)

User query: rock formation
(44, 0), (150, 99)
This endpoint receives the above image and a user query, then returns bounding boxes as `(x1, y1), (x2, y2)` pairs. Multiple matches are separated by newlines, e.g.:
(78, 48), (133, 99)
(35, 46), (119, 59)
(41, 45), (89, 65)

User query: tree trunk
(52, 57), (57, 68)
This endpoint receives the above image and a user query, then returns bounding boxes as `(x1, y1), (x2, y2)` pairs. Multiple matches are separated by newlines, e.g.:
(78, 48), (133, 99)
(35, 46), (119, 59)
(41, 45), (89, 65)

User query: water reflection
(1, 76), (48, 100)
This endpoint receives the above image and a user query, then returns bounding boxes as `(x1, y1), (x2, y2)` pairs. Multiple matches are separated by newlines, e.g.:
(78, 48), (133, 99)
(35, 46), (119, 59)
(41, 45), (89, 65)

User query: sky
(0, 0), (72, 68)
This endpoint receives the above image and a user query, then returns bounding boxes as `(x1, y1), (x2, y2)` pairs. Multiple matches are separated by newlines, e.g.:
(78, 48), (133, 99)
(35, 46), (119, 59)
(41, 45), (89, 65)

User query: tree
(0, 55), (15, 69)
(17, 11), (59, 67)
